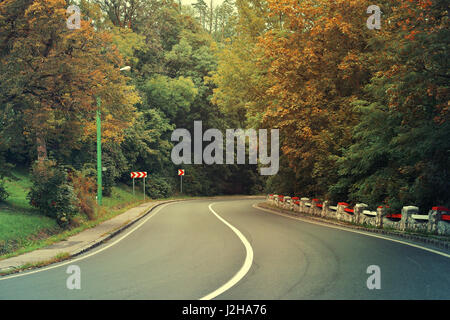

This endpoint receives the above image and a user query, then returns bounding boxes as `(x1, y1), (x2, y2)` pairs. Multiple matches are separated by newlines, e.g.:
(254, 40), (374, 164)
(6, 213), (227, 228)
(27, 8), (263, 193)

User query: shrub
(0, 179), (9, 202)
(70, 171), (97, 220)
(146, 176), (173, 199)
(27, 160), (78, 228)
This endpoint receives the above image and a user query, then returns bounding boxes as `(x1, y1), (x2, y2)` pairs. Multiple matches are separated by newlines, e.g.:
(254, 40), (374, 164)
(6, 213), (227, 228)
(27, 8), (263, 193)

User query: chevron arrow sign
(131, 172), (147, 179)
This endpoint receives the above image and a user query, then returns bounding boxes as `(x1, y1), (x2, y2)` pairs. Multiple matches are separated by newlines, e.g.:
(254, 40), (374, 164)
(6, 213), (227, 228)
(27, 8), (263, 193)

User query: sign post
(178, 169), (185, 194)
(96, 97), (102, 205)
(131, 172), (147, 200)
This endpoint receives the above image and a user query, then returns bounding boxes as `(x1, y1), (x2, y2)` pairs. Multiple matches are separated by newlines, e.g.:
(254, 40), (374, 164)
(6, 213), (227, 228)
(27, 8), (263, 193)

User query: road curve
(1, 198), (449, 299)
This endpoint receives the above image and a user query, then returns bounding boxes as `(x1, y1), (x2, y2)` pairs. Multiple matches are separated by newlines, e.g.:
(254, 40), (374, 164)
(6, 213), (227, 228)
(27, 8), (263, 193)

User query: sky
(181, 0), (225, 7)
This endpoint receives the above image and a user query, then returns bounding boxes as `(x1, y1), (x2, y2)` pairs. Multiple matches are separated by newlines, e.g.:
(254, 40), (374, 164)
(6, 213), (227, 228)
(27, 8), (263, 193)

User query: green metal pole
(96, 96), (102, 206)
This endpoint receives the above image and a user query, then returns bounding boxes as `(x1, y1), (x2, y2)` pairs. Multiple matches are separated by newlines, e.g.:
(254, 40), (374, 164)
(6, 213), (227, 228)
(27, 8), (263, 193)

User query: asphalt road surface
(1, 198), (450, 299)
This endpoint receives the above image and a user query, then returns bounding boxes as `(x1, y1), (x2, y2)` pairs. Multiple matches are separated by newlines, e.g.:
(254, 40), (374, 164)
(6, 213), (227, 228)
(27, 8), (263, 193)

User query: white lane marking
(200, 203), (254, 300)
(0, 202), (176, 281)
(254, 204), (450, 259)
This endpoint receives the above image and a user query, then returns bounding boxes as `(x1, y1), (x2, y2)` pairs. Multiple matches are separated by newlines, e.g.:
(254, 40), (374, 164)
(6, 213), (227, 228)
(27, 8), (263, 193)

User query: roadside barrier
(267, 194), (450, 236)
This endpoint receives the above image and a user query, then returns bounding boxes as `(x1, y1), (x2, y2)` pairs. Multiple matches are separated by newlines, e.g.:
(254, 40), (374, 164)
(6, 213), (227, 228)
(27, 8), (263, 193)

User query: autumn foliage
(212, 0), (449, 210)
(0, 0), (448, 221)
(0, 0), (139, 159)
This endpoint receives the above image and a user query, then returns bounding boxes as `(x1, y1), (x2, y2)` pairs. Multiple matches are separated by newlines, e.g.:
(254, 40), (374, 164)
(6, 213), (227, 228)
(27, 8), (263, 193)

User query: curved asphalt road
(1, 198), (449, 299)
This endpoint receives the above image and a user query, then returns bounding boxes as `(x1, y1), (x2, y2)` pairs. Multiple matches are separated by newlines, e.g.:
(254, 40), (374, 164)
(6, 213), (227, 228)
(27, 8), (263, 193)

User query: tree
(0, 0), (140, 163)
(95, 0), (146, 29)
(141, 75), (198, 121)
(193, 0), (208, 30)
(214, 0), (236, 42)
(254, 0), (374, 196)
(210, 0), (274, 128)
(332, 0), (450, 210)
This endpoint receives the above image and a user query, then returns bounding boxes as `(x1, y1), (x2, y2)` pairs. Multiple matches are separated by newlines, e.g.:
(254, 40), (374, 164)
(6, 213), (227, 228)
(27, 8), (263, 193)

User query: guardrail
(363, 210), (376, 216)
(266, 194), (450, 236)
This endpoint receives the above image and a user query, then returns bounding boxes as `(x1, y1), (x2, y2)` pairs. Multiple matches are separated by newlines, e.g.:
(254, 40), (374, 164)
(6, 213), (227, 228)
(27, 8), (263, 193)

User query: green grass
(2, 169), (33, 209)
(0, 170), (61, 255)
(0, 170), (153, 259)
(102, 184), (146, 209)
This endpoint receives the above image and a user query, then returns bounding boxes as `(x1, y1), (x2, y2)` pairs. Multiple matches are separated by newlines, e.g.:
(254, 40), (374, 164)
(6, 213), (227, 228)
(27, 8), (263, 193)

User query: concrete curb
(257, 202), (450, 252)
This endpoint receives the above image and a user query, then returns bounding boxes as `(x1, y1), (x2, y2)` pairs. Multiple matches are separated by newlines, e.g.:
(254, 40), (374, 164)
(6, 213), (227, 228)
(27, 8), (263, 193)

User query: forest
(0, 0), (448, 228)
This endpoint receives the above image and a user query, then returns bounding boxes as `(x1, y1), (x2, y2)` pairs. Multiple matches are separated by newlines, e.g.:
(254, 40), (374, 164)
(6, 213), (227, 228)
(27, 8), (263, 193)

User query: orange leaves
(392, 0), (437, 39)
(255, 0), (372, 179)
(404, 29), (420, 40)
(338, 51), (363, 80)
(0, 0), (139, 156)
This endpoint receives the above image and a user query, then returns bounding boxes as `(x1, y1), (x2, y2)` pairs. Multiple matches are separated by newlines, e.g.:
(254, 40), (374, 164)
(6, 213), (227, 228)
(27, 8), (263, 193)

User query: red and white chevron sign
(178, 169), (185, 176)
(131, 172), (147, 179)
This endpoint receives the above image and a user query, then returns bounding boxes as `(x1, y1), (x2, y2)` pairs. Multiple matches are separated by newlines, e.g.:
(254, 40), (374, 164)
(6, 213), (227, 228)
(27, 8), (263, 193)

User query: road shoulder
(255, 202), (450, 257)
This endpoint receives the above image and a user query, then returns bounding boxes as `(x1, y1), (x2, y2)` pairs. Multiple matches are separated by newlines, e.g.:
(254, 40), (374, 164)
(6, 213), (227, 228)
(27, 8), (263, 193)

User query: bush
(146, 176), (174, 199)
(0, 179), (9, 202)
(27, 160), (78, 228)
(70, 171), (97, 220)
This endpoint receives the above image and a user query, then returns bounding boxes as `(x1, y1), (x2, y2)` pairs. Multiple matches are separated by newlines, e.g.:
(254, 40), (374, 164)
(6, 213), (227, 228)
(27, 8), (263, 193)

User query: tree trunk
(210, 0), (213, 34)
(36, 132), (47, 161)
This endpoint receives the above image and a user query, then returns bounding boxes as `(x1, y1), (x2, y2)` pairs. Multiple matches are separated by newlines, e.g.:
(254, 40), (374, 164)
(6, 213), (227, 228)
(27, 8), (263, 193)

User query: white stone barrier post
(300, 197), (310, 214)
(354, 203), (368, 225)
(400, 206), (419, 231)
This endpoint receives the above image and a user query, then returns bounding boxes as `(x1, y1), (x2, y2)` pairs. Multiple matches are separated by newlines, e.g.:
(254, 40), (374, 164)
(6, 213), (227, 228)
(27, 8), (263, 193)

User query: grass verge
(0, 169), (153, 260)
(0, 252), (71, 276)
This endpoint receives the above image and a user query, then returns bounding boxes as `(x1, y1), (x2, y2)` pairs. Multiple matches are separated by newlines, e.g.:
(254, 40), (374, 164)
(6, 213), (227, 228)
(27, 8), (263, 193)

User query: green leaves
(27, 161), (78, 227)
(142, 75), (198, 119)
(110, 26), (147, 66)
(331, 0), (450, 210)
